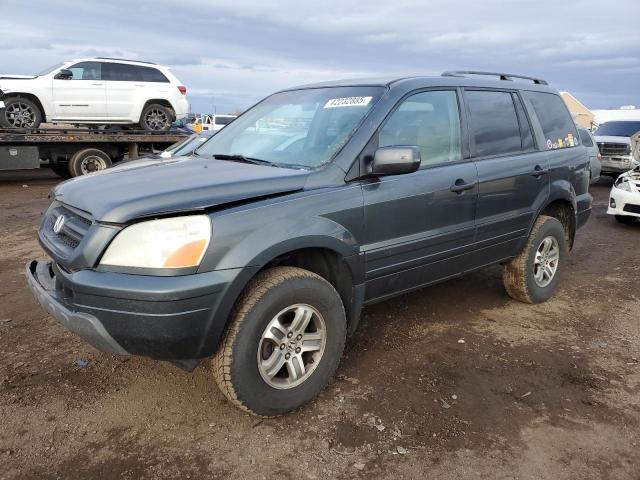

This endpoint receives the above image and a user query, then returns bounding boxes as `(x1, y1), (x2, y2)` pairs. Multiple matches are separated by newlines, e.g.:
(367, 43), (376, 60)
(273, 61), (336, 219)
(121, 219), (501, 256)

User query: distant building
(560, 92), (595, 129)
(591, 107), (640, 126)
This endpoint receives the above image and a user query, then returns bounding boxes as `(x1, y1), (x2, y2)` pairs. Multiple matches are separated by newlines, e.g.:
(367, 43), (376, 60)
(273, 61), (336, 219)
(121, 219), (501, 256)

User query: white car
(194, 114), (237, 132)
(0, 58), (189, 131)
(608, 166), (640, 224)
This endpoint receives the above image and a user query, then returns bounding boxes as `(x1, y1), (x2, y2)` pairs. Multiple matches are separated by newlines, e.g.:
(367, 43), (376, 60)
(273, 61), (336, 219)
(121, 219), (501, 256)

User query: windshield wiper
(208, 153), (275, 166)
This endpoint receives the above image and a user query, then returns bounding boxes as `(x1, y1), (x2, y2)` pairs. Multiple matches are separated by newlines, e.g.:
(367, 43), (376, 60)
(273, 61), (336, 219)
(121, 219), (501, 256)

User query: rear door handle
(91, 83), (103, 86)
(450, 179), (476, 193)
(532, 165), (549, 177)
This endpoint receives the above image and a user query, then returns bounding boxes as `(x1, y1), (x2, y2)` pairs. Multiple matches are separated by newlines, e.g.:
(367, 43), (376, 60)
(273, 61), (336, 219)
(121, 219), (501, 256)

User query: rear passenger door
(362, 89), (478, 301)
(464, 89), (549, 259)
(103, 62), (139, 120)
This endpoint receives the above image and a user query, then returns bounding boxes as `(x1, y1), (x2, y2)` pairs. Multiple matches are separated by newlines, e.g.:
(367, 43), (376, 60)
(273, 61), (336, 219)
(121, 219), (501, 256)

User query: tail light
(177, 86), (187, 95)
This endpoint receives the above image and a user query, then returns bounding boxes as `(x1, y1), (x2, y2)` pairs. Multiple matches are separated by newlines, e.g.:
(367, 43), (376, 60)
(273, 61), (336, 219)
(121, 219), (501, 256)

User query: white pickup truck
(594, 120), (640, 176)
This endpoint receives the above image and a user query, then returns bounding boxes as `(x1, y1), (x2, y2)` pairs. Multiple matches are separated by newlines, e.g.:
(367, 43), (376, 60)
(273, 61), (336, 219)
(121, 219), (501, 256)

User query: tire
(139, 103), (174, 132)
(0, 97), (42, 129)
(502, 215), (568, 304)
(615, 215), (637, 225)
(213, 266), (346, 417)
(68, 148), (112, 177)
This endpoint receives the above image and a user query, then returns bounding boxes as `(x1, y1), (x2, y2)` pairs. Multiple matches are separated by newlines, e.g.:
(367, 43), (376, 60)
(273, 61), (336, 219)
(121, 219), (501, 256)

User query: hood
(0, 74), (38, 80)
(594, 135), (631, 145)
(54, 156), (309, 223)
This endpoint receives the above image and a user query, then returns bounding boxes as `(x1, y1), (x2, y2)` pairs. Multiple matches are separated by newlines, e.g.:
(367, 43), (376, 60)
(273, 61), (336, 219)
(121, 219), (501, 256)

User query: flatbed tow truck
(0, 127), (187, 178)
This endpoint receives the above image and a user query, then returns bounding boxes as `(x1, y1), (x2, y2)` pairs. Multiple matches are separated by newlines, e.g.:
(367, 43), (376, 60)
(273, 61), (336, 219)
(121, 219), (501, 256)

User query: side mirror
(371, 146), (421, 176)
(54, 69), (73, 80)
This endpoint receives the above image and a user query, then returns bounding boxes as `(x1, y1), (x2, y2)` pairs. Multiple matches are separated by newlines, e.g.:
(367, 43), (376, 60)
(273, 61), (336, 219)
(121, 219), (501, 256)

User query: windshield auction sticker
(324, 96), (373, 108)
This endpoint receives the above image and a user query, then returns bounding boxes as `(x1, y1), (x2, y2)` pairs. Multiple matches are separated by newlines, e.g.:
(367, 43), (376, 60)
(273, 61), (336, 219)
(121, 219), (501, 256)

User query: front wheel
(139, 104), (174, 131)
(503, 215), (568, 304)
(213, 267), (346, 416)
(0, 97), (42, 129)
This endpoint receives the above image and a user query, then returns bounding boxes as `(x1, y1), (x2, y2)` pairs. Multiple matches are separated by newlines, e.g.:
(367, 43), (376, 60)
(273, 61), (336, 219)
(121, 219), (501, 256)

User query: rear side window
(523, 91), (579, 149)
(578, 129), (594, 147)
(103, 63), (169, 82)
(138, 66), (169, 83)
(379, 90), (461, 168)
(68, 62), (101, 80)
(465, 90), (522, 157)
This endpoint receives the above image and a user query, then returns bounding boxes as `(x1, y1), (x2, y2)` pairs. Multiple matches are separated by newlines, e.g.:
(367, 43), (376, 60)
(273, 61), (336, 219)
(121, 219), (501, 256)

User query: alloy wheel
(145, 108), (169, 130)
(5, 102), (36, 128)
(533, 236), (560, 287)
(257, 304), (327, 389)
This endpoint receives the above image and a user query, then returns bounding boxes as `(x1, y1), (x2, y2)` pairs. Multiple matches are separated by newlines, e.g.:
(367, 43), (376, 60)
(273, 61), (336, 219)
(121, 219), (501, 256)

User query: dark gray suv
(27, 71), (592, 416)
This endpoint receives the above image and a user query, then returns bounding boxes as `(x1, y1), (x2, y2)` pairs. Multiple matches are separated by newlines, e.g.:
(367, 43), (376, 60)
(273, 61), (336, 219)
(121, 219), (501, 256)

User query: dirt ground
(0, 169), (638, 480)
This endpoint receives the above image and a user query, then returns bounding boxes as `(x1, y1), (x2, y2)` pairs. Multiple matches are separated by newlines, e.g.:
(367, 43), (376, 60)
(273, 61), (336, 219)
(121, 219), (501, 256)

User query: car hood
(594, 135), (631, 145)
(53, 156), (310, 223)
(0, 74), (38, 80)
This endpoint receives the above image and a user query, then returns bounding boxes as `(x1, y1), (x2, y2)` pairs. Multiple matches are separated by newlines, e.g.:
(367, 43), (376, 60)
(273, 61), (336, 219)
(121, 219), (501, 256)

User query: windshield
(594, 121), (640, 137)
(197, 86), (384, 169)
(165, 134), (210, 156)
(37, 62), (64, 76)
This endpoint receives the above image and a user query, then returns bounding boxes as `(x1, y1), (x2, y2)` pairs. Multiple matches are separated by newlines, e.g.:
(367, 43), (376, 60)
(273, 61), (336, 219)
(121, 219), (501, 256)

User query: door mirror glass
(371, 146), (421, 176)
(54, 69), (73, 80)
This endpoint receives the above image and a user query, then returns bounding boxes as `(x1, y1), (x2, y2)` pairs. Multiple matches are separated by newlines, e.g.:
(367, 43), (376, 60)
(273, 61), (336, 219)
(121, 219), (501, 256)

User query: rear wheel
(139, 104), (174, 131)
(68, 148), (112, 177)
(615, 215), (637, 225)
(0, 97), (42, 129)
(213, 267), (346, 416)
(503, 215), (567, 304)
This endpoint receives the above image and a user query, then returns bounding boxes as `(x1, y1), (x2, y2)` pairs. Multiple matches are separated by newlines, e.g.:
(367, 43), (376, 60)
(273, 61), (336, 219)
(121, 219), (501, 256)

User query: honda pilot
(26, 72), (592, 416)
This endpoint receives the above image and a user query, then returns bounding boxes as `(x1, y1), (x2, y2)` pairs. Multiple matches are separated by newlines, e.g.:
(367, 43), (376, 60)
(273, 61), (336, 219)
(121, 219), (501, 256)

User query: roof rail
(441, 70), (548, 85)
(94, 57), (157, 65)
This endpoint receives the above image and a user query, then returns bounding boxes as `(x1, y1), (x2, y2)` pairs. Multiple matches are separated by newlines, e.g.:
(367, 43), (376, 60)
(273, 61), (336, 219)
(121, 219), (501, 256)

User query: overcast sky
(2, 0), (638, 114)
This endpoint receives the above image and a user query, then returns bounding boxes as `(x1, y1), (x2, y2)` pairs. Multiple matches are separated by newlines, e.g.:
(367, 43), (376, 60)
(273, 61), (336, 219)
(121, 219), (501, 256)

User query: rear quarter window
(523, 91), (579, 150)
(578, 129), (594, 147)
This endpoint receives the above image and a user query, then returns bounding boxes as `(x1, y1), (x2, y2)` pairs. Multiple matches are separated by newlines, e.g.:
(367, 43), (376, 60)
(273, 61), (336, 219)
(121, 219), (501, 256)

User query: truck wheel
(140, 104), (174, 131)
(213, 267), (346, 416)
(502, 215), (567, 304)
(0, 97), (42, 129)
(68, 148), (112, 177)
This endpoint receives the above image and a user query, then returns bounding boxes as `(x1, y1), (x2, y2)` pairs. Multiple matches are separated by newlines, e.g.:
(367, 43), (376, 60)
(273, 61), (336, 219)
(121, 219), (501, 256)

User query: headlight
(616, 179), (632, 192)
(100, 215), (211, 269)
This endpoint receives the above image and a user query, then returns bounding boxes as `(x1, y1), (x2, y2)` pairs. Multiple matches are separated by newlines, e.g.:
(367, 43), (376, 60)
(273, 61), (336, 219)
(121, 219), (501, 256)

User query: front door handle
(532, 165), (549, 177)
(450, 179), (476, 193)
(91, 83), (103, 86)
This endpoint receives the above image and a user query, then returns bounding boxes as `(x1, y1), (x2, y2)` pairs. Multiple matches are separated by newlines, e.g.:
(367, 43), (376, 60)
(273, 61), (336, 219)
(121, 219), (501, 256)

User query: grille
(41, 203), (93, 258)
(597, 142), (630, 157)
(623, 204), (640, 214)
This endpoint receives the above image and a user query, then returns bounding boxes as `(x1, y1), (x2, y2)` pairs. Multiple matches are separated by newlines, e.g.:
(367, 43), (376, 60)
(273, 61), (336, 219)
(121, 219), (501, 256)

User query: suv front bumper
(26, 260), (245, 360)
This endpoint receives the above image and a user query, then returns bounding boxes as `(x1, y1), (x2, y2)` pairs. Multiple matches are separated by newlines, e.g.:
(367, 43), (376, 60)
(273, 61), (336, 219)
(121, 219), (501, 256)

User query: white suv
(0, 57), (189, 131)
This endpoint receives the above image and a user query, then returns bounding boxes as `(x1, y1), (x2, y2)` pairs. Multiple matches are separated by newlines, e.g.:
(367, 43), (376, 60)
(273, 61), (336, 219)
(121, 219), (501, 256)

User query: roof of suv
(67, 57), (167, 68)
(285, 73), (556, 93)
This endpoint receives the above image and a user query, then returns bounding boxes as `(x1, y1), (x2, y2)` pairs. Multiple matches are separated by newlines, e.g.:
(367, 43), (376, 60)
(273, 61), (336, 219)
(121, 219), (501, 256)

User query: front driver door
(361, 89), (478, 302)
(52, 62), (107, 120)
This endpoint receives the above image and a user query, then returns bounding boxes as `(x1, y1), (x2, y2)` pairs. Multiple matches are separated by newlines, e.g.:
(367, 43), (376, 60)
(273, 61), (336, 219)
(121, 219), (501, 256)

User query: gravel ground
(0, 169), (638, 480)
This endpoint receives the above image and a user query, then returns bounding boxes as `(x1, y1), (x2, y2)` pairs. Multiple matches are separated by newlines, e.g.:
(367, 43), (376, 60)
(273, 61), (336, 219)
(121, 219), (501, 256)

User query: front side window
(379, 90), (461, 167)
(523, 91), (579, 149)
(67, 62), (102, 80)
(466, 90), (522, 157)
(197, 86), (384, 169)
